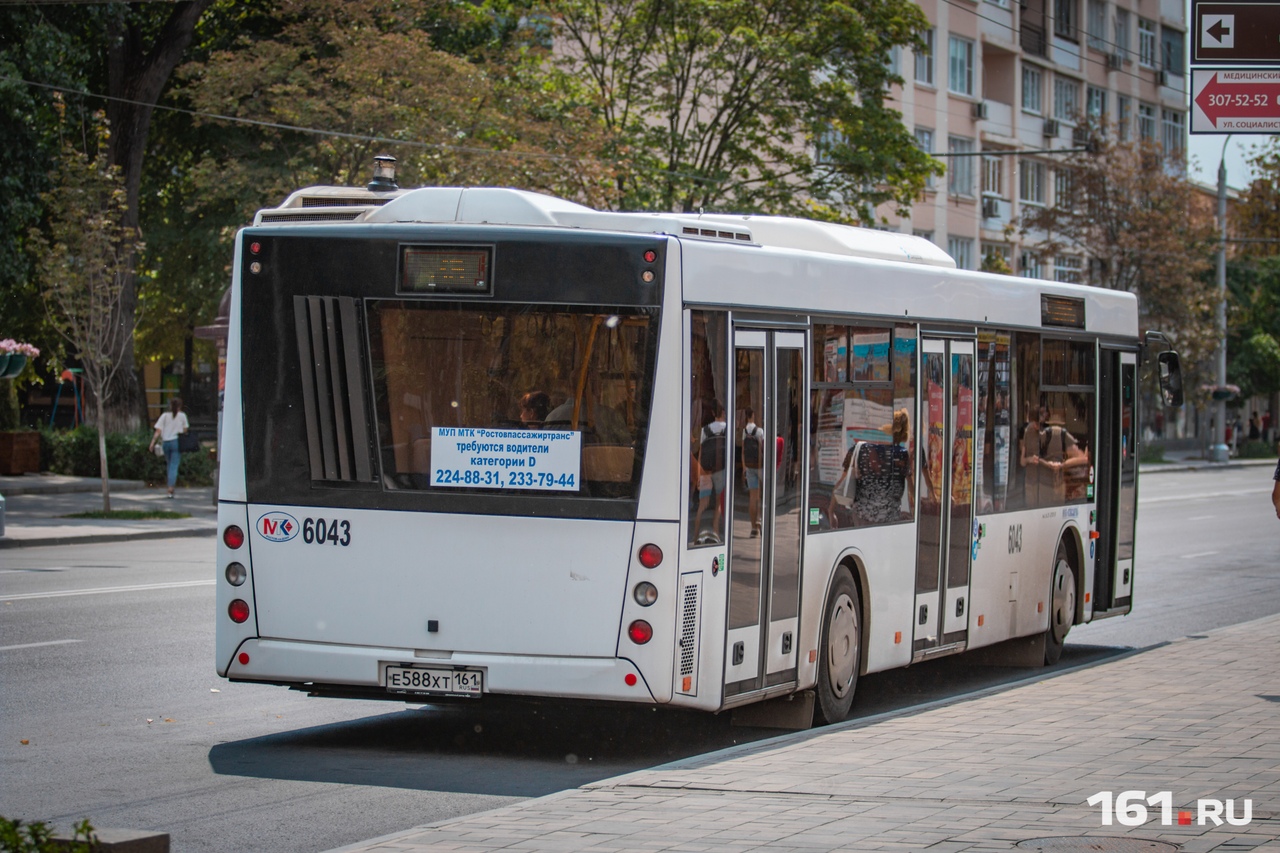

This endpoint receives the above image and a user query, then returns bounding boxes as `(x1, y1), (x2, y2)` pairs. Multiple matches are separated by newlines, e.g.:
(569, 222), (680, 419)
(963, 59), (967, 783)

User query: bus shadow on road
(207, 643), (1131, 797)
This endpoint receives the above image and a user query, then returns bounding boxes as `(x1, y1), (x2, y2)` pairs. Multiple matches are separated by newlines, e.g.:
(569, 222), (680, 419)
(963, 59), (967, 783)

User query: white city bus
(215, 180), (1181, 725)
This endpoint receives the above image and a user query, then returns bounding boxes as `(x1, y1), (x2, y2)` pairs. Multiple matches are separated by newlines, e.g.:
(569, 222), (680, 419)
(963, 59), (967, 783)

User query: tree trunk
(97, 391), (112, 514)
(102, 0), (215, 432)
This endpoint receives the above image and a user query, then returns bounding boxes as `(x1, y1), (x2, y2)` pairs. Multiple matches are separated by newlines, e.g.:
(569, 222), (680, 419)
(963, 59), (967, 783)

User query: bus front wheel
(1045, 542), (1076, 665)
(814, 568), (860, 725)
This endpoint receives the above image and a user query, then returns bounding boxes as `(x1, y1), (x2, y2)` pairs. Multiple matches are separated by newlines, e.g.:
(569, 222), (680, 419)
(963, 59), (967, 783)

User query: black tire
(1045, 541), (1076, 665)
(814, 567), (861, 725)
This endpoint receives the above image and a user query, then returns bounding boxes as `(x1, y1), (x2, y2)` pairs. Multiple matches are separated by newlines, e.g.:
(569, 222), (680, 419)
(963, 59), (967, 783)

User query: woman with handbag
(148, 397), (190, 498)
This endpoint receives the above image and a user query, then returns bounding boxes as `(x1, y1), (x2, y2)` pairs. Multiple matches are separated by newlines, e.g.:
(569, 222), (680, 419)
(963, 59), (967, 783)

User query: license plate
(385, 665), (483, 697)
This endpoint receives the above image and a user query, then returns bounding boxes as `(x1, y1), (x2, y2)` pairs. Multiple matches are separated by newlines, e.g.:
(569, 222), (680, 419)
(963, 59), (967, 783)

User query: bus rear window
(367, 302), (657, 499)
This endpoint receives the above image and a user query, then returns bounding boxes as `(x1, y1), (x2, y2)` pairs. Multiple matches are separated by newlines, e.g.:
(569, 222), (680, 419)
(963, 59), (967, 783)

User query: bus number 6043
(302, 518), (351, 546)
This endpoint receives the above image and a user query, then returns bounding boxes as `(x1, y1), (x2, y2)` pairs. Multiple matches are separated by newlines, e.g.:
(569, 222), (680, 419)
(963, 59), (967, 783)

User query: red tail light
(229, 599), (251, 623)
(224, 525), (245, 549)
(638, 543), (663, 569)
(628, 620), (653, 644)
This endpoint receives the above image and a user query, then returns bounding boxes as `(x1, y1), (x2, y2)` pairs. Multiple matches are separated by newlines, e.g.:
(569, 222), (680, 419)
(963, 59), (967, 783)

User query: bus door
(724, 329), (805, 698)
(1093, 349), (1138, 612)
(913, 337), (976, 657)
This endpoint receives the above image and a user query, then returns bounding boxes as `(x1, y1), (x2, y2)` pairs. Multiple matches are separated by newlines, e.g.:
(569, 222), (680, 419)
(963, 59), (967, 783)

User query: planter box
(0, 431), (40, 475)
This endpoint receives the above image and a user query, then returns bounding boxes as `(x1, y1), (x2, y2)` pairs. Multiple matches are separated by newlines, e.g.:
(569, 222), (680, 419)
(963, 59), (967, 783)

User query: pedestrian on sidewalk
(148, 397), (190, 498)
(1272, 458), (1280, 521)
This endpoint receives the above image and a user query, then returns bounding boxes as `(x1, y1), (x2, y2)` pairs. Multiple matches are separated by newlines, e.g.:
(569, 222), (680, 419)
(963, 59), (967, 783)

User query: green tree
(30, 116), (145, 512)
(545, 0), (940, 220)
(1227, 139), (1280, 425)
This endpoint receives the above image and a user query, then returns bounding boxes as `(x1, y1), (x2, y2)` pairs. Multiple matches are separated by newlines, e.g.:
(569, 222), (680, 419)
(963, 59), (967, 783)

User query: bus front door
(913, 337), (976, 658)
(724, 329), (805, 698)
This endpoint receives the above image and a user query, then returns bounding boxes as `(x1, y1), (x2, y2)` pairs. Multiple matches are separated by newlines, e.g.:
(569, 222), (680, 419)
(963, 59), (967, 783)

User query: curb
(0, 526), (216, 549)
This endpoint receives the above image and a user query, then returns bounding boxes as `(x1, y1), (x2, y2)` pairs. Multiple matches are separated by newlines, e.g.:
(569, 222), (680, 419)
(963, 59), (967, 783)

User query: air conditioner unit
(1107, 52), (1123, 70)
(1158, 69), (1170, 86)
(982, 197), (1000, 219)
(972, 101), (989, 120)
(1043, 118), (1060, 137)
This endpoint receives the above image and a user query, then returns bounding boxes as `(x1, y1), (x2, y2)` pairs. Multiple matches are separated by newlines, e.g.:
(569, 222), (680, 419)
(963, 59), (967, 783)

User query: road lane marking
(0, 639), (83, 652)
(1183, 551), (1220, 560)
(1, 580), (214, 601)
(1187, 515), (1216, 521)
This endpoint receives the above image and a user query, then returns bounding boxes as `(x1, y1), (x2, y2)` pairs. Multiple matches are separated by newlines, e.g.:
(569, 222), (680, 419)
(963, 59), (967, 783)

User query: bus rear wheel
(814, 568), (860, 725)
(1045, 542), (1076, 665)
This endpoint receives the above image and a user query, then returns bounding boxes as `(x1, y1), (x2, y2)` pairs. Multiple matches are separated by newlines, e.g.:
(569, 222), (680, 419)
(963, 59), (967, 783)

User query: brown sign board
(1193, 2), (1280, 63)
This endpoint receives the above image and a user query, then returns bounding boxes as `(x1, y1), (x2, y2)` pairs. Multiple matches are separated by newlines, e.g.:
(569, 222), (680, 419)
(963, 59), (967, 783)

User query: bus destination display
(429, 427), (582, 491)
(400, 245), (492, 293)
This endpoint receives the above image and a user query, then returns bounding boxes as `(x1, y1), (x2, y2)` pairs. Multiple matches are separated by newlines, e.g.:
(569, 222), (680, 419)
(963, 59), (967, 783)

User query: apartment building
(881, 0), (1188, 277)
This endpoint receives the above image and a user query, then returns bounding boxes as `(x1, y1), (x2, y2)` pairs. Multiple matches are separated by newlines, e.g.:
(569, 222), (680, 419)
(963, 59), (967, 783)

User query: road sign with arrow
(1193, 2), (1280, 63)
(1192, 68), (1280, 131)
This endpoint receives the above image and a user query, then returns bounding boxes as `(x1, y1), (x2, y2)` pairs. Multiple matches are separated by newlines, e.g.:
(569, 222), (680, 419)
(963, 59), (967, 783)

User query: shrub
(39, 427), (213, 486)
(1138, 443), (1166, 464)
(1238, 439), (1278, 459)
(0, 816), (94, 853)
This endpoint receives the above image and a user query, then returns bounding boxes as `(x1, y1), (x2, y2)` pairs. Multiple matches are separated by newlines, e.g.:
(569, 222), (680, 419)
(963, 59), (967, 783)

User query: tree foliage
(174, 0), (617, 224)
(545, 0), (940, 219)
(1020, 132), (1218, 391)
(1225, 140), (1280, 408)
(29, 114), (145, 511)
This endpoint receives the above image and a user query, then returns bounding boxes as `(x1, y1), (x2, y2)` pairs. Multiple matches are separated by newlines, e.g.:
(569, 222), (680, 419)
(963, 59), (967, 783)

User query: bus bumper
(224, 638), (659, 703)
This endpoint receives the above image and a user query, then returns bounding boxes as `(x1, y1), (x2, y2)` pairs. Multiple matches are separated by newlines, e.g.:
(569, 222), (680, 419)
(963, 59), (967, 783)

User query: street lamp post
(1210, 137), (1231, 464)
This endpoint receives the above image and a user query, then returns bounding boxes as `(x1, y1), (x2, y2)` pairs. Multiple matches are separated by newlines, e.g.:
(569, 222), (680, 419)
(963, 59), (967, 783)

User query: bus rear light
(643, 250), (657, 263)
(638, 543), (663, 569)
(633, 582), (658, 606)
(225, 562), (247, 586)
(249, 241), (261, 254)
(229, 599), (251, 624)
(224, 525), (245, 549)
(627, 620), (653, 644)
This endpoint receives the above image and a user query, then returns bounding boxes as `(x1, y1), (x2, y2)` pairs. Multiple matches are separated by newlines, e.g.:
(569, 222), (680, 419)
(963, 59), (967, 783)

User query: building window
(983, 154), (1005, 198)
(948, 236), (975, 270)
(1055, 0), (1078, 40)
(949, 35), (975, 96)
(1054, 77), (1080, 121)
(1138, 102), (1157, 141)
(1161, 28), (1185, 77)
(1023, 66), (1043, 113)
(1162, 109), (1185, 157)
(1019, 159), (1047, 205)
(887, 45), (903, 78)
(915, 127), (935, 187)
(1087, 0), (1108, 50)
(1114, 9), (1130, 57)
(1138, 18), (1157, 67)
(1055, 255), (1084, 283)
(1020, 251), (1045, 278)
(948, 136), (975, 197)
(1054, 167), (1075, 206)
(1087, 86), (1107, 120)
(1117, 96), (1131, 141)
(915, 29), (935, 86)
(913, 229), (935, 244)
(815, 124), (847, 165)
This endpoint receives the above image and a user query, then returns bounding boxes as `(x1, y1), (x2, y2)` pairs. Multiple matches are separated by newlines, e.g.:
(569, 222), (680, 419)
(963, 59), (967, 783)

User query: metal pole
(1210, 137), (1231, 463)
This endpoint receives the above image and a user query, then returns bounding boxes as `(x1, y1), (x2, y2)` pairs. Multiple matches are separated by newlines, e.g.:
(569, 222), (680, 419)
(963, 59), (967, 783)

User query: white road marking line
(0, 639), (83, 652)
(1182, 551), (1219, 560)
(2, 579), (214, 601)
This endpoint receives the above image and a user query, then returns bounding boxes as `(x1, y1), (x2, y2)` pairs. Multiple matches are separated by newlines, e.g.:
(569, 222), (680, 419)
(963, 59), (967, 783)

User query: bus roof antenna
(368, 155), (399, 192)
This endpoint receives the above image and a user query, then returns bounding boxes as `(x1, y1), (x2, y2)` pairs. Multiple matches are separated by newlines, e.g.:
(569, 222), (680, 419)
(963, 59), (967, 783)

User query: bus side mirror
(1157, 351), (1183, 408)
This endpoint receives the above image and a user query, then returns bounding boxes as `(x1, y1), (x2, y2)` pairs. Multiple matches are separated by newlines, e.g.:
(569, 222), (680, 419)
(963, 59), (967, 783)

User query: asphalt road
(1, 465), (1276, 852)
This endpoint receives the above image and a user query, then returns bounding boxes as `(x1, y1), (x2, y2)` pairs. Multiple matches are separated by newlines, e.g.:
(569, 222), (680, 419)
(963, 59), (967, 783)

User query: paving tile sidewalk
(331, 615), (1280, 853)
